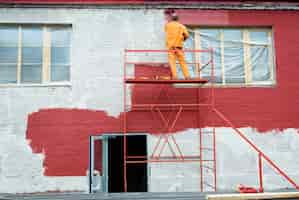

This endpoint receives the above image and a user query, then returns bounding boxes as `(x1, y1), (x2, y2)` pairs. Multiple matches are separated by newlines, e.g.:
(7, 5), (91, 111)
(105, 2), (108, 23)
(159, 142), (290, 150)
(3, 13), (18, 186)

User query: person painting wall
(165, 11), (191, 79)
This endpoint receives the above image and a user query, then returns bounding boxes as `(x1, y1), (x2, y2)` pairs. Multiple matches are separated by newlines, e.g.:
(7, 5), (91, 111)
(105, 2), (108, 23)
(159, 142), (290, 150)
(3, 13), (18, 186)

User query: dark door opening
(108, 135), (147, 193)
(127, 135), (148, 192)
(108, 136), (123, 192)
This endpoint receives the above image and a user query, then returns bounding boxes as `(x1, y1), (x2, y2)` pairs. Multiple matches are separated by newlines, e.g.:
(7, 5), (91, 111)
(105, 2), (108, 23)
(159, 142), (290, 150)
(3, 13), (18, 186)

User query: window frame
(0, 24), (72, 87)
(189, 26), (276, 87)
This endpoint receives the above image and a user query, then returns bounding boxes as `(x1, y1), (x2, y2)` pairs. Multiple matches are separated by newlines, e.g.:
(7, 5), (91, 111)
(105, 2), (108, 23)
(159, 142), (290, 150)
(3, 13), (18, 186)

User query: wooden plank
(243, 29), (252, 85)
(42, 26), (51, 83)
(207, 192), (299, 200)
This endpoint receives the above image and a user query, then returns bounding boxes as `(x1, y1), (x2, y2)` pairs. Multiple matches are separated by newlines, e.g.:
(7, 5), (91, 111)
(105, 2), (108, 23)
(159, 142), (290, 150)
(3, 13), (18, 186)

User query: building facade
(0, 0), (299, 193)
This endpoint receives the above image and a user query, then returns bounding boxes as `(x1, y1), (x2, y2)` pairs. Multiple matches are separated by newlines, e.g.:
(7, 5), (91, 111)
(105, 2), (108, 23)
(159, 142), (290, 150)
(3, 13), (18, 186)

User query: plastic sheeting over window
(183, 28), (275, 86)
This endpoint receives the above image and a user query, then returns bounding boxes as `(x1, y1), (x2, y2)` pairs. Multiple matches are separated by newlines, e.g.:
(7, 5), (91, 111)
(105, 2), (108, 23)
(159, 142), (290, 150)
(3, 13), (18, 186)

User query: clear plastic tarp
(183, 28), (275, 85)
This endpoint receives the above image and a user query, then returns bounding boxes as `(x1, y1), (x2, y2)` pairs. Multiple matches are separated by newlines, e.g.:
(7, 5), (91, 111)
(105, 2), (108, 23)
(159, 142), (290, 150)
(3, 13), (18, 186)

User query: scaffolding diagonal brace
(213, 107), (299, 190)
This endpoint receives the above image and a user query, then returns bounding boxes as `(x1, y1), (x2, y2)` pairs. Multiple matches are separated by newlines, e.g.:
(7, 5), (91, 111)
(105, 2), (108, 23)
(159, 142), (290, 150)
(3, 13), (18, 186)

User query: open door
(88, 135), (109, 193)
(89, 134), (148, 193)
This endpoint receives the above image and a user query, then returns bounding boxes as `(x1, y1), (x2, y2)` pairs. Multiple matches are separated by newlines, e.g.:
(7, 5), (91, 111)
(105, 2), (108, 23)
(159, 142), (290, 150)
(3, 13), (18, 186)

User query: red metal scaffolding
(122, 49), (299, 193)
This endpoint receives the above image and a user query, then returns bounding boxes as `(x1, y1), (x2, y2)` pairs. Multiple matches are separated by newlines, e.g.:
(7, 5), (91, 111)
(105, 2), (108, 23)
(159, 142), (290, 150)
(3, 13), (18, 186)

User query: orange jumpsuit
(165, 21), (190, 79)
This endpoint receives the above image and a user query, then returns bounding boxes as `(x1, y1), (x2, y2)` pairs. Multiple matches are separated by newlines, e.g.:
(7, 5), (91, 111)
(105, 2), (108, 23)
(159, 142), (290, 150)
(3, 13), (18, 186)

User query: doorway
(125, 135), (148, 192)
(89, 134), (148, 193)
(108, 135), (148, 192)
(108, 135), (123, 192)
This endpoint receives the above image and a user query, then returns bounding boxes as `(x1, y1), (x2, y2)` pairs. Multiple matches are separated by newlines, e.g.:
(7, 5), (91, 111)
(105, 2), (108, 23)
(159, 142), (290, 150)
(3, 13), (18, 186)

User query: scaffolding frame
(122, 49), (299, 193)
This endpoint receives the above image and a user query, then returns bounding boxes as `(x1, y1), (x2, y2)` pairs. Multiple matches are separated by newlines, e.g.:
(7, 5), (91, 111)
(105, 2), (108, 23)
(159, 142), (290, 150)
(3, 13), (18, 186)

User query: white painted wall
(148, 129), (201, 192)
(147, 128), (299, 192)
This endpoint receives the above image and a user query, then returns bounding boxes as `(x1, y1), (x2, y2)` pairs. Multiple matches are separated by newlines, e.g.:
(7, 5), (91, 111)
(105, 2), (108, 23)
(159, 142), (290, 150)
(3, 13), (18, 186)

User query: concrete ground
(0, 191), (298, 200)
(0, 192), (208, 200)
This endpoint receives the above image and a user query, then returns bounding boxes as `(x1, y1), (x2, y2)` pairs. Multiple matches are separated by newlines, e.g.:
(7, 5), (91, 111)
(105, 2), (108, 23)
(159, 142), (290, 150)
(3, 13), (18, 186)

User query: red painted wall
(26, 10), (299, 176)
(178, 9), (299, 131)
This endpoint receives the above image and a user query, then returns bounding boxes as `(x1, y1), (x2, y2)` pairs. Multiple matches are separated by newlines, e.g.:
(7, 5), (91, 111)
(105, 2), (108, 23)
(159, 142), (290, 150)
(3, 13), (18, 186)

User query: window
(182, 28), (275, 86)
(0, 25), (71, 85)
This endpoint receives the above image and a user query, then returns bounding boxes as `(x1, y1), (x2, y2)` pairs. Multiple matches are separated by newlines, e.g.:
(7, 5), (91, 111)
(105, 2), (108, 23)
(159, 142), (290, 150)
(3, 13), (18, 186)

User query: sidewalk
(0, 192), (207, 200)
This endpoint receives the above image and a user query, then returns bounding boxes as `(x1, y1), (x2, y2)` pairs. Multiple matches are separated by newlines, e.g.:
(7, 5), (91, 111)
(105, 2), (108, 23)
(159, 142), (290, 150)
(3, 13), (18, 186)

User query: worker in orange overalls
(165, 12), (191, 79)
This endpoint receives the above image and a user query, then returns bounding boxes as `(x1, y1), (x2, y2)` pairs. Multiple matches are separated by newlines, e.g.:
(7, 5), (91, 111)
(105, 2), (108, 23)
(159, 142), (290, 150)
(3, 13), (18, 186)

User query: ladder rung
(202, 131), (214, 134)
(202, 165), (215, 171)
(203, 181), (216, 189)
(200, 147), (214, 151)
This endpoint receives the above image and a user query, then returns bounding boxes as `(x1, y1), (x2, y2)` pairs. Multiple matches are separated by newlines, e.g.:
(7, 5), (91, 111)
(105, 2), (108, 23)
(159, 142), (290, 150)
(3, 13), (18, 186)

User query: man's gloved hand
(183, 33), (188, 41)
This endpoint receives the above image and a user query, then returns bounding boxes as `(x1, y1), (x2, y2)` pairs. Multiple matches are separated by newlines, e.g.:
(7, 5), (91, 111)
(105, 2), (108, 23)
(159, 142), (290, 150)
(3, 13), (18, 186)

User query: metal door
(88, 135), (109, 193)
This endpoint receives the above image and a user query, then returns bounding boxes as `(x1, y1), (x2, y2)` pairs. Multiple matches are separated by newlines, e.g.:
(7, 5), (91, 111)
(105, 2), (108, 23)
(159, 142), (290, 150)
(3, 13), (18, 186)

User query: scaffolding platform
(125, 78), (208, 84)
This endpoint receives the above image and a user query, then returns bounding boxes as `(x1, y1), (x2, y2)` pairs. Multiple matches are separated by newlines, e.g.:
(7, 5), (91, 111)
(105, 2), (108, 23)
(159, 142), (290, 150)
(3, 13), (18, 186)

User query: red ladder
(200, 127), (217, 192)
